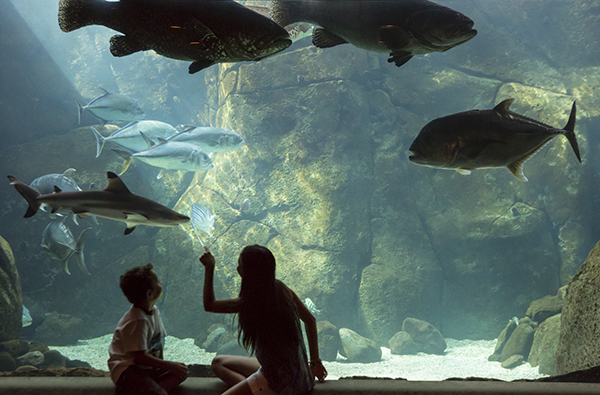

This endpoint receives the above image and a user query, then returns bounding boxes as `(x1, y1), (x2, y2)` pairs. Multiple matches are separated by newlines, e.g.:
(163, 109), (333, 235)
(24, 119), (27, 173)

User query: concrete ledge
(3, 377), (600, 395)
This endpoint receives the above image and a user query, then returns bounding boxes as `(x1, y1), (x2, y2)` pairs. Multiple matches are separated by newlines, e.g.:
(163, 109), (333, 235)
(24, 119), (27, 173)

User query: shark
(8, 172), (190, 235)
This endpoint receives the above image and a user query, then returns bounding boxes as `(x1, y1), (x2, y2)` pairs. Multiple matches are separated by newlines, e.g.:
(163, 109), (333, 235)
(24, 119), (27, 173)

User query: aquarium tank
(0, 0), (599, 381)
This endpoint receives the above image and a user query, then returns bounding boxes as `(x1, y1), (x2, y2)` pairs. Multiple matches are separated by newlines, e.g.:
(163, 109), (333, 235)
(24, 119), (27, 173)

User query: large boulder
(339, 328), (381, 363)
(402, 318), (446, 355)
(0, 237), (22, 342)
(500, 319), (536, 363)
(529, 314), (561, 376)
(557, 241), (600, 374)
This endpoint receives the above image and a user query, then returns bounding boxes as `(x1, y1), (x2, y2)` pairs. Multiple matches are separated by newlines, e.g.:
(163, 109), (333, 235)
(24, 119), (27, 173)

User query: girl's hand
(199, 247), (215, 269)
(310, 359), (327, 382)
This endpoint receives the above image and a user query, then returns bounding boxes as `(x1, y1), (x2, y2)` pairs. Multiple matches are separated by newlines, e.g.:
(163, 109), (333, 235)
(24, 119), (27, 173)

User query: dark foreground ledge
(2, 377), (600, 395)
(3, 365), (600, 395)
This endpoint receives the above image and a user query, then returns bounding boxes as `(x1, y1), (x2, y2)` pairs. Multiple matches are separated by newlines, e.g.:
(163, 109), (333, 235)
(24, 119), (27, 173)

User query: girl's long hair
(237, 245), (301, 356)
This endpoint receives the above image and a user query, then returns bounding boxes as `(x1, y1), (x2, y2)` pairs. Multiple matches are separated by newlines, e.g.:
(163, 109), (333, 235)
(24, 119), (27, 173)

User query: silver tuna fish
(91, 120), (178, 157)
(168, 125), (245, 153)
(77, 88), (144, 125)
(41, 218), (92, 275)
(113, 134), (214, 179)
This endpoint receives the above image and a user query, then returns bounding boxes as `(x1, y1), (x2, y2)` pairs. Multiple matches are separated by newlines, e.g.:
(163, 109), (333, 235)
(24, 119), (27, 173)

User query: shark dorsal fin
(54, 186), (63, 193)
(493, 98), (515, 114)
(157, 137), (167, 144)
(105, 172), (132, 193)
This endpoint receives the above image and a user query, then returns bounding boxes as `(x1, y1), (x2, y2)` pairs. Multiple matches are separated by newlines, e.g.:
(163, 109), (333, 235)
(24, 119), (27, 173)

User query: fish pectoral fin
(124, 225), (137, 235)
(312, 28), (347, 48)
(460, 139), (505, 160)
(187, 19), (220, 49)
(507, 160), (529, 182)
(109, 35), (149, 57)
(189, 59), (215, 74)
(455, 169), (472, 176)
(387, 51), (413, 67)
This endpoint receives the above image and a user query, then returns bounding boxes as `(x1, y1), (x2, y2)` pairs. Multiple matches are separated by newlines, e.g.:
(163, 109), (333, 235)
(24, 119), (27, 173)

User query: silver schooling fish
(191, 203), (216, 244)
(91, 120), (178, 157)
(77, 87), (144, 125)
(30, 168), (84, 224)
(168, 125), (245, 153)
(8, 172), (190, 235)
(112, 133), (214, 179)
(58, 0), (292, 74)
(41, 218), (92, 275)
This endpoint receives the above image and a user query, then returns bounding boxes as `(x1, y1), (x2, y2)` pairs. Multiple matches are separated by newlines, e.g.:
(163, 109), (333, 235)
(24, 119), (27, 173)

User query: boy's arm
(200, 249), (240, 314)
(285, 284), (328, 381)
(131, 350), (188, 377)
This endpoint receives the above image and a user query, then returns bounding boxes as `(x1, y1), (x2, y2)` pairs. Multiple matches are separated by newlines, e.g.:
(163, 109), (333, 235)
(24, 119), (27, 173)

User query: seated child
(108, 263), (188, 395)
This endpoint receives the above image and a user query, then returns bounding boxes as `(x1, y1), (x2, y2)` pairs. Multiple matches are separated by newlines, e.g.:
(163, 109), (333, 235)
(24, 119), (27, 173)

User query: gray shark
(8, 172), (190, 235)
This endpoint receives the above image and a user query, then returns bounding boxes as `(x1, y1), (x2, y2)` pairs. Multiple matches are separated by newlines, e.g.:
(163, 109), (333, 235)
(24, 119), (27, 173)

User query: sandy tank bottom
(49, 336), (546, 381)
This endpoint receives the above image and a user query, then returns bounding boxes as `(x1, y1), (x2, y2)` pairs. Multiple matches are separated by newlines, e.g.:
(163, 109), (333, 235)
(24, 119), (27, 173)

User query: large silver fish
(409, 99), (580, 181)
(30, 169), (83, 224)
(168, 125), (245, 153)
(58, 0), (292, 74)
(41, 218), (92, 275)
(91, 120), (178, 157)
(8, 172), (190, 235)
(270, 0), (477, 67)
(113, 134), (214, 179)
(191, 203), (216, 244)
(77, 88), (144, 125)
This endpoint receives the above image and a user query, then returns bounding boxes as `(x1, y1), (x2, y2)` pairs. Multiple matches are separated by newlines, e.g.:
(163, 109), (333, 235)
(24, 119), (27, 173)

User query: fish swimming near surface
(408, 99), (580, 181)
(77, 88), (144, 125)
(58, 0), (292, 74)
(190, 203), (216, 244)
(168, 125), (245, 153)
(91, 120), (178, 157)
(112, 133), (214, 179)
(41, 218), (92, 275)
(8, 172), (190, 235)
(269, 0), (477, 67)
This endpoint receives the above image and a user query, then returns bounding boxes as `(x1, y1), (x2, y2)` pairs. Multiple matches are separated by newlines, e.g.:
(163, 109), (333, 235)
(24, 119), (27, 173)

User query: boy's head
(120, 263), (161, 306)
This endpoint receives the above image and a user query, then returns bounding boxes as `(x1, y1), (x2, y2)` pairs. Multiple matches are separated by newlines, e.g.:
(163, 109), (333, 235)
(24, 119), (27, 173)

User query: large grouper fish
(408, 99), (581, 181)
(58, 0), (292, 74)
(269, 0), (477, 67)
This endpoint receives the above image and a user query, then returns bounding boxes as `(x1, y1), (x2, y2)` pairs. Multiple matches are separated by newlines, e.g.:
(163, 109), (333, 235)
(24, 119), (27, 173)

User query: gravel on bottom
(50, 336), (546, 381)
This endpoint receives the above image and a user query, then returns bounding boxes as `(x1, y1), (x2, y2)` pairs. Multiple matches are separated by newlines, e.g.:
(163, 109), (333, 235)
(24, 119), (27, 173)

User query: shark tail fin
(90, 127), (106, 158)
(563, 101), (580, 163)
(74, 227), (92, 275)
(8, 176), (41, 217)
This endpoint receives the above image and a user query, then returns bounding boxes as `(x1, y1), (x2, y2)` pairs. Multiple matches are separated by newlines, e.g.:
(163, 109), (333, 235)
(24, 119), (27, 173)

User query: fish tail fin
(75, 228), (92, 275)
(111, 149), (133, 175)
(90, 127), (106, 158)
(7, 176), (41, 217)
(563, 101), (581, 163)
(269, 0), (298, 27)
(58, 0), (96, 32)
(76, 100), (84, 125)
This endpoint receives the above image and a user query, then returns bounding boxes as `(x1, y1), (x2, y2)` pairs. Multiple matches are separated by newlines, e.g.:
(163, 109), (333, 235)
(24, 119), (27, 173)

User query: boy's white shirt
(107, 305), (167, 384)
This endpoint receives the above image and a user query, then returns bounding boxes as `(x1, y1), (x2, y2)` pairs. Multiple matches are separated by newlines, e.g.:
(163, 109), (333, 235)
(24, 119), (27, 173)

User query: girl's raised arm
(200, 248), (240, 314)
